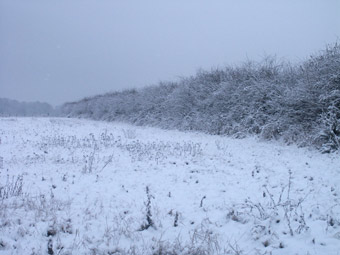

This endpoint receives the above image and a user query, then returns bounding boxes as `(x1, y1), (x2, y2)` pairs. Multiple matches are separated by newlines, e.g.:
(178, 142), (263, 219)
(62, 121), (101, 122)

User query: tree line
(61, 43), (340, 152)
(0, 98), (55, 117)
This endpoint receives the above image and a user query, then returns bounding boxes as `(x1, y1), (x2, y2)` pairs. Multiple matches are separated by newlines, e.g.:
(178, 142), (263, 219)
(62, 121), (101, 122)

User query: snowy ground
(0, 117), (339, 255)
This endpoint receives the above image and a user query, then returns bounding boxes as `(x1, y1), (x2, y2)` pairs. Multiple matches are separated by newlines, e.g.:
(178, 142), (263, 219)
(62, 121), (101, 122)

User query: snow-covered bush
(318, 104), (340, 152)
(60, 43), (340, 152)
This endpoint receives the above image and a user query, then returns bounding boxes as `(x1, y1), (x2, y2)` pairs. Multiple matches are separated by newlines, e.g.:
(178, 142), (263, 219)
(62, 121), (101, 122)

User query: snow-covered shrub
(60, 43), (340, 152)
(318, 104), (340, 152)
(227, 174), (310, 250)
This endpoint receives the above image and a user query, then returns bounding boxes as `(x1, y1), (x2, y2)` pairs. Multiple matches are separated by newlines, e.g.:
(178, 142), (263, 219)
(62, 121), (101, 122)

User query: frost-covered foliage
(61, 43), (340, 151)
(0, 98), (55, 117)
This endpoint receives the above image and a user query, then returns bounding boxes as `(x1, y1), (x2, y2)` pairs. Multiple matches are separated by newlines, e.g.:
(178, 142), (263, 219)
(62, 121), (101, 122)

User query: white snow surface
(0, 117), (339, 254)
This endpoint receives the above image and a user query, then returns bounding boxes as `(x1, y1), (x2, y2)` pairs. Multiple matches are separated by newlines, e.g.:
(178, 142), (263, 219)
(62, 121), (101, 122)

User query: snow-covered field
(0, 117), (339, 255)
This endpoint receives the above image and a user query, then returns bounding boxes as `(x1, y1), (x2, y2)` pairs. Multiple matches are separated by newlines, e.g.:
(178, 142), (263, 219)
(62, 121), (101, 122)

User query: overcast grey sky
(1, 0), (339, 106)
